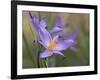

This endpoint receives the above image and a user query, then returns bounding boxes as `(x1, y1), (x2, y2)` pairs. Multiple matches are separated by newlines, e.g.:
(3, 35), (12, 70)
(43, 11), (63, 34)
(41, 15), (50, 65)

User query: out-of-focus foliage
(22, 11), (89, 68)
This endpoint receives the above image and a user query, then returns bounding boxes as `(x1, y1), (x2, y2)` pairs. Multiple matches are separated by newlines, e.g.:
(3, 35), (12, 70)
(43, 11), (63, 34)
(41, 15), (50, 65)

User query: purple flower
(29, 13), (79, 58)
(39, 27), (76, 58)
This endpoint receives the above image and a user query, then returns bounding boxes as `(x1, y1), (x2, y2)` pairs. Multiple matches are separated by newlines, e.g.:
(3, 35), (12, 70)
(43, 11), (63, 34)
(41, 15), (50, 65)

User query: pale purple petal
(55, 39), (75, 51)
(52, 35), (59, 41)
(31, 16), (40, 32)
(39, 27), (52, 46)
(55, 16), (63, 28)
(50, 27), (63, 33)
(40, 17), (47, 28)
(53, 51), (64, 57)
(50, 16), (63, 34)
(40, 50), (53, 58)
(53, 29), (79, 51)
(68, 29), (80, 40)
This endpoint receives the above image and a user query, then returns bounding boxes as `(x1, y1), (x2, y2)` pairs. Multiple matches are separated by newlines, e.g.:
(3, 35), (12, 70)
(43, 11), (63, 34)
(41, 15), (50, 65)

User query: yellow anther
(47, 41), (57, 51)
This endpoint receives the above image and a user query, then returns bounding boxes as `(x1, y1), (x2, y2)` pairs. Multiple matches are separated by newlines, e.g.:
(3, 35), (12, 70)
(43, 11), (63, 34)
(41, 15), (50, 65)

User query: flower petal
(40, 17), (47, 28)
(68, 29), (80, 40)
(55, 38), (75, 51)
(39, 27), (52, 47)
(53, 51), (64, 57)
(50, 27), (63, 34)
(55, 16), (63, 28)
(50, 16), (63, 34)
(53, 29), (79, 51)
(40, 50), (53, 58)
(31, 16), (40, 32)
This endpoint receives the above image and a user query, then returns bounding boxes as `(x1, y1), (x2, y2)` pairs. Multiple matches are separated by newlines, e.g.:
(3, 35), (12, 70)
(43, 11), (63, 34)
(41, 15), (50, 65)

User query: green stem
(37, 42), (41, 68)
(44, 58), (48, 68)
(38, 12), (41, 21)
(37, 51), (40, 68)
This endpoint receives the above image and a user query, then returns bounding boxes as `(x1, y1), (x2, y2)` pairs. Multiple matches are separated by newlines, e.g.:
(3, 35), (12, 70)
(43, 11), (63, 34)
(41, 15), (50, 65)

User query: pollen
(47, 41), (57, 51)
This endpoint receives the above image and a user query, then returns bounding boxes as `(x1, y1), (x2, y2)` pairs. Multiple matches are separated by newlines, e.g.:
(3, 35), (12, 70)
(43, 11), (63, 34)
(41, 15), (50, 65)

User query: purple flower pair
(29, 12), (79, 58)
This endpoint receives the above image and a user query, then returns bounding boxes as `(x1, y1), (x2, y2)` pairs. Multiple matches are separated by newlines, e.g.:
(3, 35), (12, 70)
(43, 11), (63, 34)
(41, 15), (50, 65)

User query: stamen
(47, 41), (57, 51)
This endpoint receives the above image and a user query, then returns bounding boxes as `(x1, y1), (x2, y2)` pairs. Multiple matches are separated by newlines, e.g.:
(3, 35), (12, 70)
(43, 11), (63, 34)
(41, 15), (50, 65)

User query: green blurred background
(22, 11), (90, 68)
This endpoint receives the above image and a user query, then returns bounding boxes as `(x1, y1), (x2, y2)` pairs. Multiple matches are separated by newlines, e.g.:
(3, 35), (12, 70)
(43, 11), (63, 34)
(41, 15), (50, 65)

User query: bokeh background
(22, 11), (90, 68)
